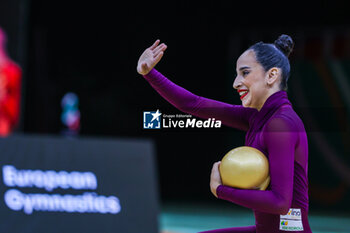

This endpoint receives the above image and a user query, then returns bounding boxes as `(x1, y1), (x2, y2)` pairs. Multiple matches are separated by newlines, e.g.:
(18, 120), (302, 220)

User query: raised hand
(137, 40), (167, 75)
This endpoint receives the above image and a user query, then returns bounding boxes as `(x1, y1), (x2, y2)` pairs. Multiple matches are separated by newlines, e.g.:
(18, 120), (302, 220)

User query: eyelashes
(242, 70), (250, 77)
(235, 70), (251, 78)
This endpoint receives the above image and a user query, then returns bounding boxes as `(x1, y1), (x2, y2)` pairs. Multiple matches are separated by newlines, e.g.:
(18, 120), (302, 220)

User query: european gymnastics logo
(2, 165), (121, 215)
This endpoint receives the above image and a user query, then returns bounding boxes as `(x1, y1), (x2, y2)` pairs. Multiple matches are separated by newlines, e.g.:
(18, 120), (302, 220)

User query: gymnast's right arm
(137, 40), (256, 131)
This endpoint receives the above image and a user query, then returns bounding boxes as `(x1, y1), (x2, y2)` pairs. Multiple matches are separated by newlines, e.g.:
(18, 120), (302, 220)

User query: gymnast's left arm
(212, 117), (297, 215)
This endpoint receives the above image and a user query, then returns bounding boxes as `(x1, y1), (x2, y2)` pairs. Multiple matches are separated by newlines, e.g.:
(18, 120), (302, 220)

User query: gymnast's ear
(266, 67), (280, 86)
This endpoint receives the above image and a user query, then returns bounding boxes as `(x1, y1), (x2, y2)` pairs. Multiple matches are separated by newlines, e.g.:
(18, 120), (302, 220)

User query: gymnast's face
(233, 49), (273, 110)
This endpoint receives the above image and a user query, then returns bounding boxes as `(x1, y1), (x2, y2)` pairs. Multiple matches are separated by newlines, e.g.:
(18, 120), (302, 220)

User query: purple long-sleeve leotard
(143, 69), (312, 233)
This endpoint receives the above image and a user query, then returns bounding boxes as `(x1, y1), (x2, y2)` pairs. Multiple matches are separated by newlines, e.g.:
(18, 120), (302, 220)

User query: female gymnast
(137, 35), (312, 232)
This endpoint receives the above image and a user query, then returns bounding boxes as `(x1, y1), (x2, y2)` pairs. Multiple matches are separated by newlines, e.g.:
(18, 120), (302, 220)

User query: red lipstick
(238, 89), (249, 100)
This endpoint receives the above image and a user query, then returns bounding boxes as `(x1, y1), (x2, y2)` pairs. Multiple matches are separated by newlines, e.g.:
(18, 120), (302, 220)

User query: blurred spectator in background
(0, 27), (21, 136)
(61, 92), (80, 136)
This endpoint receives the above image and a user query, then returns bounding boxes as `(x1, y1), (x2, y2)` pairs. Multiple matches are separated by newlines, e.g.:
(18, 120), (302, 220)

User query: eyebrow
(239, 66), (251, 71)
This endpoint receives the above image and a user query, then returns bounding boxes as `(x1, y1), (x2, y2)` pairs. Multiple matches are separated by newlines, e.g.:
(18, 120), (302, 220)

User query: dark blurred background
(1, 0), (350, 211)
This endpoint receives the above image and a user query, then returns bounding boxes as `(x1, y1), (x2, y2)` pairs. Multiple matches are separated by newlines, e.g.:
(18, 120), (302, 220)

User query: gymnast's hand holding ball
(210, 161), (222, 198)
(137, 40), (167, 75)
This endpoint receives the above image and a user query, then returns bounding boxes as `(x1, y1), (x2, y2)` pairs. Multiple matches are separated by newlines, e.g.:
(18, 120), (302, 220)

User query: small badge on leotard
(279, 208), (304, 231)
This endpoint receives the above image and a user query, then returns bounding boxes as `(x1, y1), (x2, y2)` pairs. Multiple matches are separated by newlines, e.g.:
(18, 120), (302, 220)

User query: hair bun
(274, 34), (294, 57)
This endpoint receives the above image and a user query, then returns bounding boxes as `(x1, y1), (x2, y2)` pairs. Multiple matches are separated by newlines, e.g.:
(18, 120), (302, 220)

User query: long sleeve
(143, 69), (256, 131)
(216, 117), (297, 215)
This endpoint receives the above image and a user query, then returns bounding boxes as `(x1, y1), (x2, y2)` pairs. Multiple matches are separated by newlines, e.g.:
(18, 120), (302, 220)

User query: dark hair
(249, 34), (294, 91)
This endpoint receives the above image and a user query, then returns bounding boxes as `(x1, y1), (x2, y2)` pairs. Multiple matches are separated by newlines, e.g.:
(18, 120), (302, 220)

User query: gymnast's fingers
(153, 51), (164, 65)
(153, 45), (167, 58)
(150, 39), (160, 50)
(153, 43), (167, 55)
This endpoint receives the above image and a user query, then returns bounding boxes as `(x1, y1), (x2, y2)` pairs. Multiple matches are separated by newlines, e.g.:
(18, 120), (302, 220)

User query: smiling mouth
(238, 90), (249, 100)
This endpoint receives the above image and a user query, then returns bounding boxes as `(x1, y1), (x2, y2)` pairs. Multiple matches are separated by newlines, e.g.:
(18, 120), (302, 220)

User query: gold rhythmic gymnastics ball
(219, 146), (270, 190)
